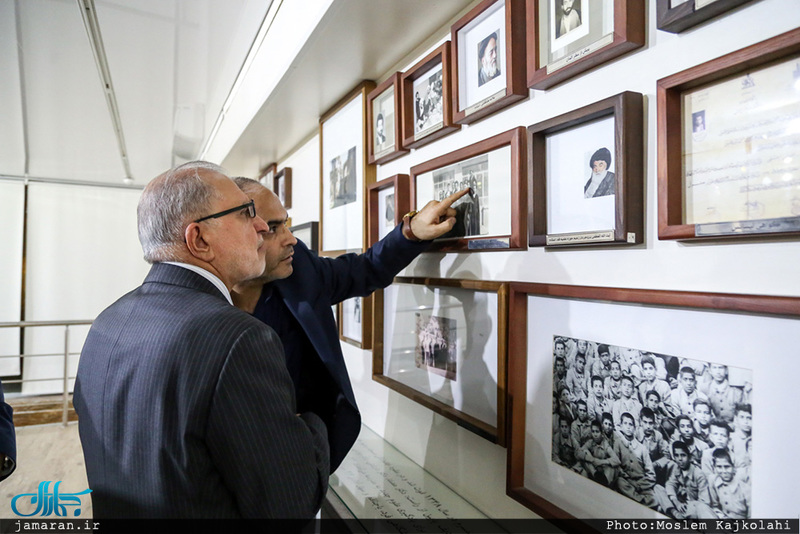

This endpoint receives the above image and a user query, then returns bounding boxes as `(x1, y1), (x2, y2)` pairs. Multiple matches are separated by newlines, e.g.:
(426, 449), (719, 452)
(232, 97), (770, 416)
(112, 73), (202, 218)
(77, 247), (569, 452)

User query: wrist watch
(401, 210), (422, 242)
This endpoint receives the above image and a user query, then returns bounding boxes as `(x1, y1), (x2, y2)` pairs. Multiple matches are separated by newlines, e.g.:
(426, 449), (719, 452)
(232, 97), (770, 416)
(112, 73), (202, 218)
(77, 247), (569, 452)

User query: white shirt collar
(162, 261), (233, 305)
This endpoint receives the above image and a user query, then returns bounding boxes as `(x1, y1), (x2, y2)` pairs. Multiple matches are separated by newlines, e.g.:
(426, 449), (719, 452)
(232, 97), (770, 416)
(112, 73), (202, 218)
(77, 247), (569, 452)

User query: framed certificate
(339, 295), (372, 350)
(657, 28), (800, 241)
(451, 0), (528, 125)
(368, 73), (407, 165)
(528, 91), (644, 247)
(411, 127), (527, 253)
(367, 174), (410, 247)
(526, 0), (645, 90)
(507, 281), (800, 521)
(319, 81), (377, 256)
(273, 167), (292, 209)
(289, 221), (318, 251)
(373, 277), (509, 445)
(401, 42), (460, 150)
(656, 0), (762, 34)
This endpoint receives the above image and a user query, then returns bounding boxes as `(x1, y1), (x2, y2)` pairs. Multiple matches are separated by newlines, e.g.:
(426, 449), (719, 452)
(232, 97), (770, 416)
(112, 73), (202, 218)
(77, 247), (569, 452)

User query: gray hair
(137, 160), (226, 263)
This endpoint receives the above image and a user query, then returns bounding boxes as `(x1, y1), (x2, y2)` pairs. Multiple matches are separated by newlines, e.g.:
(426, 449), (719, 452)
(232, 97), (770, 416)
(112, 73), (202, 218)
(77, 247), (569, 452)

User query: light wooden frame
(368, 73), (408, 165)
(367, 174), (410, 248)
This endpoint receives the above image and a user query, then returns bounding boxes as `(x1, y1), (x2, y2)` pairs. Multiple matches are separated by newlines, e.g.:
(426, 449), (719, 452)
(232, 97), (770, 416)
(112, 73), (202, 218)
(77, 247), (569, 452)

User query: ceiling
(0, 0), (474, 187)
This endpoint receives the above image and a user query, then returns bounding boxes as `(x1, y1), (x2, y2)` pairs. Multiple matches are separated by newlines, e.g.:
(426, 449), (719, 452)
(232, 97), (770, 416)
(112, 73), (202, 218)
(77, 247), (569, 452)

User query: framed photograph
(507, 281), (800, 521)
(401, 42), (461, 150)
(526, 0), (645, 90)
(368, 73), (408, 165)
(319, 81), (377, 256)
(289, 221), (319, 251)
(411, 127), (527, 252)
(451, 0), (528, 125)
(373, 277), (509, 444)
(259, 162), (277, 188)
(339, 295), (372, 350)
(273, 167), (292, 209)
(657, 28), (800, 241)
(528, 91), (644, 247)
(367, 174), (410, 247)
(656, 0), (762, 34)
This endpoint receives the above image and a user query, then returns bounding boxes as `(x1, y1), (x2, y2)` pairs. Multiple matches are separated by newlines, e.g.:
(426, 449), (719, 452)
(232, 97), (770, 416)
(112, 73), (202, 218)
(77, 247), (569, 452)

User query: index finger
(437, 187), (470, 210)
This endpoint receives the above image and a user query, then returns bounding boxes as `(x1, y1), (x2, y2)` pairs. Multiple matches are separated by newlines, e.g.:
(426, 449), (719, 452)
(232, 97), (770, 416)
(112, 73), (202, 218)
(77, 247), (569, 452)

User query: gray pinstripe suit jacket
(74, 263), (329, 518)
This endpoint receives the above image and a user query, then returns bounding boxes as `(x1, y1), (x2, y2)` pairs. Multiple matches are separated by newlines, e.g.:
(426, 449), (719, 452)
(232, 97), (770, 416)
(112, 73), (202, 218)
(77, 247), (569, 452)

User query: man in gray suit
(74, 161), (329, 519)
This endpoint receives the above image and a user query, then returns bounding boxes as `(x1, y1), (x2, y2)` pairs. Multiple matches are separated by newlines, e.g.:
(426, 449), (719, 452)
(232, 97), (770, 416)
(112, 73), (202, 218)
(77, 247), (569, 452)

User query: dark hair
(589, 147), (612, 168)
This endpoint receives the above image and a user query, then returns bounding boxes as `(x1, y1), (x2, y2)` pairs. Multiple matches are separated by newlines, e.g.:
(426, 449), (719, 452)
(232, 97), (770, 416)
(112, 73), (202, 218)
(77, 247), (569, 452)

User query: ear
(185, 222), (215, 262)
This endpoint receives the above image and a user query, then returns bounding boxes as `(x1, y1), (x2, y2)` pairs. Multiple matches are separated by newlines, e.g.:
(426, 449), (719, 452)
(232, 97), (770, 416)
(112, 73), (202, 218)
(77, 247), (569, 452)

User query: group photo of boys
(551, 336), (752, 520)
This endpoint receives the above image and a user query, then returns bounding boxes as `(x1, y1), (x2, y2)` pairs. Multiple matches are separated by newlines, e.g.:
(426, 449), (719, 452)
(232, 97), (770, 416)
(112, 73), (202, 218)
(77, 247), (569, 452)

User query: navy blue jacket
(0, 379), (16, 481)
(270, 224), (429, 471)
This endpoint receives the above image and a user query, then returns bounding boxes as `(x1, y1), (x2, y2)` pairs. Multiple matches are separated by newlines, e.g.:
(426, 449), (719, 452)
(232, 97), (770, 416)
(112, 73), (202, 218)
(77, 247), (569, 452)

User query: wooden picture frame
(273, 167), (292, 209)
(367, 174), (410, 248)
(319, 81), (377, 256)
(289, 221), (319, 251)
(401, 42), (461, 150)
(528, 91), (644, 247)
(451, 0), (528, 125)
(507, 281), (800, 521)
(411, 126), (527, 253)
(656, 0), (762, 34)
(526, 0), (645, 90)
(339, 295), (372, 350)
(373, 277), (509, 445)
(259, 162), (277, 188)
(657, 28), (800, 241)
(368, 73), (408, 165)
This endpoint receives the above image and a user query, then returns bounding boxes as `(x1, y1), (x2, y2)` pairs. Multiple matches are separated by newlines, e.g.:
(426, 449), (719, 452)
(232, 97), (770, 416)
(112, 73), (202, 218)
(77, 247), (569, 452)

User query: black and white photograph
(550, 335), (753, 520)
(384, 192), (395, 228)
(413, 68), (444, 136)
(329, 146), (357, 208)
(583, 147), (615, 198)
(433, 154), (488, 239)
(372, 87), (396, 156)
(342, 297), (362, 343)
(415, 313), (457, 380)
(554, 0), (583, 38)
(477, 30), (501, 87)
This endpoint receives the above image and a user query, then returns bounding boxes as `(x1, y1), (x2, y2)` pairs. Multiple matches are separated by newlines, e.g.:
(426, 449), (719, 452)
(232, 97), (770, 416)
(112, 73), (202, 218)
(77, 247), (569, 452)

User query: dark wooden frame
(373, 276), (509, 445)
(273, 167), (292, 209)
(451, 0), (528, 125)
(367, 174), (410, 248)
(657, 28), (800, 241)
(528, 91), (644, 247)
(410, 126), (527, 253)
(526, 0), (645, 90)
(401, 42), (460, 150)
(319, 80), (377, 257)
(339, 295), (373, 350)
(367, 73), (408, 165)
(506, 281), (800, 521)
(289, 221), (319, 251)
(656, 0), (762, 34)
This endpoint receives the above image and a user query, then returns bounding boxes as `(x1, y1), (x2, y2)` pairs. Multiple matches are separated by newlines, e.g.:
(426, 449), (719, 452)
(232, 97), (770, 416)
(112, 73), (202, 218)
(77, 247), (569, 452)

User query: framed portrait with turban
(527, 91), (644, 247)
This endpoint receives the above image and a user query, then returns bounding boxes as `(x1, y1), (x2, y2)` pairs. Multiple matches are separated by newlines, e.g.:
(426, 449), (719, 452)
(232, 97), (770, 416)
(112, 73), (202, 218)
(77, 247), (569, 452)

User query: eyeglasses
(194, 200), (256, 223)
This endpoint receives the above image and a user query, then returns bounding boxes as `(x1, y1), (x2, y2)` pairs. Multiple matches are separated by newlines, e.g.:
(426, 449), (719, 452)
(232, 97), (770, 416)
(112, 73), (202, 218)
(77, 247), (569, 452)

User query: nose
(283, 224), (298, 246)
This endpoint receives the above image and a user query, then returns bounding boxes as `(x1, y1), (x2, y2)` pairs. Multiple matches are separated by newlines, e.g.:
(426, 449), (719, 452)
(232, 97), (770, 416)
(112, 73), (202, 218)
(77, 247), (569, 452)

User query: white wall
(271, 0), (800, 520)
(0, 182), (150, 395)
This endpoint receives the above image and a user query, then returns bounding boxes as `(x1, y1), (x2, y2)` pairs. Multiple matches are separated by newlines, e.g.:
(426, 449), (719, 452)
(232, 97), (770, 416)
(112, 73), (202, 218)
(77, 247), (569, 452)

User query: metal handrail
(0, 320), (94, 425)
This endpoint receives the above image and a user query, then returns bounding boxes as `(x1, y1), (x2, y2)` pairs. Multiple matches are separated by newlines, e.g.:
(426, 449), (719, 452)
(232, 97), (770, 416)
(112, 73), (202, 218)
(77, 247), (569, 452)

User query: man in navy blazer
(74, 162), (329, 518)
(232, 178), (465, 471)
(0, 379), (16, 481)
